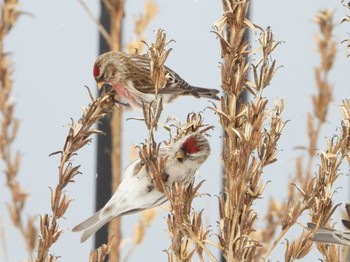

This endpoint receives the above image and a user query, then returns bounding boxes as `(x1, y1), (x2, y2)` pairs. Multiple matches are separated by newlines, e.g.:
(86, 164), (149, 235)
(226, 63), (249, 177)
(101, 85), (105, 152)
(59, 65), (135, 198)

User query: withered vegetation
(35, 89), (117, 261)
(212, 1), (286, 261)
(2, 1), (350, 262)
(0, 0), (36, 259)
(117, 2), (160, 260)
(126, 0), (158, 54)
(136, 30), (216, 262)
(341, 0), (350, 56)
(254, 9), (344, 262)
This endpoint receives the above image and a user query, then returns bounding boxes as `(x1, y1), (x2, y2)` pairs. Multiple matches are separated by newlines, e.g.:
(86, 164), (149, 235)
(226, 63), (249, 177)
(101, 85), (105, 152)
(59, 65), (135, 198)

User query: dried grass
(0, 1), (36, 259)
(79, 1), (159, 260)
(134, 30), (216, 262)
(212, 1), (286, 261)
(35, 89), (118, 261)
(260, 8), (343, 261)
(126, 0), (158, 54)
(89, 237), (114, 262)
(2, 1), (350, 261)
(341, 0), (350, 57)
(120, 2), (160, 260)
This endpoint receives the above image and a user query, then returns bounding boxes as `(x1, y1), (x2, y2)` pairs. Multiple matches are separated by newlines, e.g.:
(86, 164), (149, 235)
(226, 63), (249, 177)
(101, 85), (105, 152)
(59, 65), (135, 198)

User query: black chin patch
(102, 82), (112, 90)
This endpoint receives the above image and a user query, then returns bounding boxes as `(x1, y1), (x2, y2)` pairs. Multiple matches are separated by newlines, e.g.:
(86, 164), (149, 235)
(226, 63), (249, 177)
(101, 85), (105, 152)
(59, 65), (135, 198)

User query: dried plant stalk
(162, 114), (215, 262)
(78, 0), (112, 48)
(213, 1), (285, 261)
(122, 208), (158, 261)
(137, 29), (177, 258)
(305, 100), (350, 260)
(107, 1), (125, 260)
(89, 237), (113, 262)
(126, 0), (158, 54)
(136, 30), (214, 262)
(307, 9), (335, 176)
(0, 1), (37, 259)
(284, 231), (313, 262)
(284, 99), (350, 261)
(79, 2), (159, 259)
(262, 10), (338, 261)
(341, 0), (350, 57)
(35, 90), (117, 261)
(80, 0), (126, 260)
(138, 29), (171, 194)
(121, 3), (159, 259)
(165, 181), (214, 262)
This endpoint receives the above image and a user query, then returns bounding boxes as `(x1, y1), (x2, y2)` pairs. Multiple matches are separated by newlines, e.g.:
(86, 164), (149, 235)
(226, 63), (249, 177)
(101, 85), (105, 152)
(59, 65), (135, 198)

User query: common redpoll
(307, 222), (350, 246)
(73, 133), (210, 242)
(93, 51), (220, 109)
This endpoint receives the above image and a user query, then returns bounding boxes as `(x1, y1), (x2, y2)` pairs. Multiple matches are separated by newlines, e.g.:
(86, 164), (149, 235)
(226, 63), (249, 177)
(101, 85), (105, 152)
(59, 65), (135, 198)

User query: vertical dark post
(95, 2), (124, 262)
(95, 0), (112, 249)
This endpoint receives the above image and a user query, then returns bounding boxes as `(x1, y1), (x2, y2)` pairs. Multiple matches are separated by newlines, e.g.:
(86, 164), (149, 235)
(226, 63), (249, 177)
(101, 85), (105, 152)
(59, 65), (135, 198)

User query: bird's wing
(72, 159), (145, 240)
(161, 66), (220, 99)
(121, 158), (144, 179)
(103, 158), (145, 210)
(126, 53), (191, 95)
(159, 66), (193, 95)
(103, 156), (166, 217)
(126, 53), (155, 94)
(343, 219), (350, 229)
(307, 222), (350, 246)
(126, 53), (219, 99)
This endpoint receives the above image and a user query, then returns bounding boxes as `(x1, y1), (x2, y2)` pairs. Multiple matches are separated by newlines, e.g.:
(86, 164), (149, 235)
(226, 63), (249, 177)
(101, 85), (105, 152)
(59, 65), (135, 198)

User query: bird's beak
(97, 81), (112, 90)
(97, 81), (104, 89)
(174, 151), (185, 161)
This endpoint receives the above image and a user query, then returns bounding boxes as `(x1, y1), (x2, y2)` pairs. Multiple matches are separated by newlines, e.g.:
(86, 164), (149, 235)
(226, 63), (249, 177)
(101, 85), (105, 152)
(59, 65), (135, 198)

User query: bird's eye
(177, 158), (183, 163)
(188, 155), (196, 161)
(93, 64), (100, 78)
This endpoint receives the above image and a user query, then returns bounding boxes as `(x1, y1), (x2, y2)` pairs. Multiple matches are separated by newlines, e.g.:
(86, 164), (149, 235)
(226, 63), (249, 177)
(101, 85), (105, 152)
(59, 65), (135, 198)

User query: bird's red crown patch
(182, 136), (199, 154)
(93, 64), (100, 77)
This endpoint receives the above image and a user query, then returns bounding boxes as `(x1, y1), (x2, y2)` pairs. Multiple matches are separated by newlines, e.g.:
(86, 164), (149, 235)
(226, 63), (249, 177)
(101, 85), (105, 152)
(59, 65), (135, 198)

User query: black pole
(95, 1), (112, 248)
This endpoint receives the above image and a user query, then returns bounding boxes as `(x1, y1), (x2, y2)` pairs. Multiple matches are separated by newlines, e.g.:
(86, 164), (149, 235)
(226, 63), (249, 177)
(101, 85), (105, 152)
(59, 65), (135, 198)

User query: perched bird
(92, 51), (220, 109)
(307, 222), (350, 246)
(73, 133), (210, 242)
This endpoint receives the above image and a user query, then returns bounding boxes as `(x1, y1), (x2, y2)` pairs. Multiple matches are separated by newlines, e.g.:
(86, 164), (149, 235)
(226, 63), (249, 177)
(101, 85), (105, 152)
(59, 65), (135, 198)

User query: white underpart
(73, 135), (208, 242)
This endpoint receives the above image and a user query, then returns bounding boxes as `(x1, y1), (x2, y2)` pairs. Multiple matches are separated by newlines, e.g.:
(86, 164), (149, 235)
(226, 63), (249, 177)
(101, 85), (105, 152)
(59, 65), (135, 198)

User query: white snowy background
(1, 0), (349, 261)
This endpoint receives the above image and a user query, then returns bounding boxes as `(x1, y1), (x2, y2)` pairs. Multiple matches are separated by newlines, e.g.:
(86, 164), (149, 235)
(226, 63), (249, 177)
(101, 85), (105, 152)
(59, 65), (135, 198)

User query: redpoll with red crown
(72, 132), (210, 242)
(93, 51), (220, 109)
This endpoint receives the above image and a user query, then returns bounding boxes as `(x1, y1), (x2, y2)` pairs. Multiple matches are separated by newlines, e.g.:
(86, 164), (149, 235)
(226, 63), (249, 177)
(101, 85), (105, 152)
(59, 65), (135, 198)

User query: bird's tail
(72, 209), (113, 243)
(187, 86), (220, 100)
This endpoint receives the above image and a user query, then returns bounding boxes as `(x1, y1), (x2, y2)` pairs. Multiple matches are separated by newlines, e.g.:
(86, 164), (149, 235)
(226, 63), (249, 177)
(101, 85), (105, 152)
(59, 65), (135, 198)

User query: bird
(92, 51), (220, 109)
(307, 222), (350, 246)
(72, 132), (211, 242)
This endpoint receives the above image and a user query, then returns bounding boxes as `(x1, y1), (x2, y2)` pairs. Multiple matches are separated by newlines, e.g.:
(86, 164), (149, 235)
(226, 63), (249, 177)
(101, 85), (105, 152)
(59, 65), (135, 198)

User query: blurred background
(1, 0), (349, 261)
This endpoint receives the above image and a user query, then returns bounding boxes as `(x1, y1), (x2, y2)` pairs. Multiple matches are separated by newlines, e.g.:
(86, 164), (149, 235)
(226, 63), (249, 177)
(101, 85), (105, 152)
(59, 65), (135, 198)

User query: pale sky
(1, 1), (350, 261)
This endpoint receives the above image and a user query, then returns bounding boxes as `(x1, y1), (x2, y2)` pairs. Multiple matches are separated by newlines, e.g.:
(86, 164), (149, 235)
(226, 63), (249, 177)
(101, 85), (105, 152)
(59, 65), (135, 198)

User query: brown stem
(107, 1), (125, 261)
(262, 226), (290, 261)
